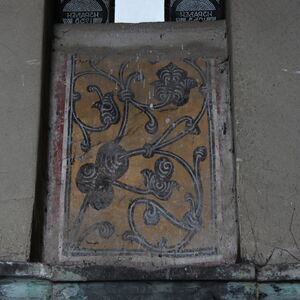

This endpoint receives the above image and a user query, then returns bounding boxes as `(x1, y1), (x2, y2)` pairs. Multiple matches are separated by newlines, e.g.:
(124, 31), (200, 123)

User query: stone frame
(43, 21), (237, 271)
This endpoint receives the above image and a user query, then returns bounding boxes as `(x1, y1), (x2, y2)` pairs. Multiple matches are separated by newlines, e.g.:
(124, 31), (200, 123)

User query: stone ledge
(1, 279), (299, 299)
(0, 279), (257, 299)
(0, 262), (255, 281)
(53, 20), (227, 57)
(258, 264), (300, 282)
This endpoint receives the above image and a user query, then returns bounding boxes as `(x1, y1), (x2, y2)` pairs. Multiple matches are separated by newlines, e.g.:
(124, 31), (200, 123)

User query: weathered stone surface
(44, 22), (236, 268)
(1, 278), (300, 300)
(0, 278), (257, 300)
(0, 262), (52, 281)
(0, 0), (45, 261)
(52, 263), (255, 282)
(229, 0), (300, 265)
(258, 264), (300, 282)
(0, 279), (52, 299)
(0, 262), (256, 281)
(52, 282), (256, 300)
(0, 198), (34, 261)
(258, 283), (300, 300)
(53, 21), (227, 56)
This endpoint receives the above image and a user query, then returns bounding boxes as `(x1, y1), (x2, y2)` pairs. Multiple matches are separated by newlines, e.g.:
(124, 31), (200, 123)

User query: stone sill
(1, 262), (300, 282)
(257, 263), (300, 282)
(0, 262), (255, 282)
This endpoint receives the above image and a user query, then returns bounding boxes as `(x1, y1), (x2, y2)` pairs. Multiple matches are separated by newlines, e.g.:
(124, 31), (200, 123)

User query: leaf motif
(141, 169), (154, 188)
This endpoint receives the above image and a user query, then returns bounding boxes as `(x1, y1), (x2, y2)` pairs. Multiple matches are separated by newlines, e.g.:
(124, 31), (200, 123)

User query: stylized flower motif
(143, 203), (160, 226)
(182, 193), (202, 231)
(76, 163), (114, 210)
(154, 157), (174, 180)
(97, 221), (115, 239)
(141, 157), (179, 200)
(95, 142), (129, 180)
(76, 142), (129, 210)
(88, 86), (120, 127)
(76, 163), (99, 193)
(85, 183), (114, 210)
(152, 63), (197, 106)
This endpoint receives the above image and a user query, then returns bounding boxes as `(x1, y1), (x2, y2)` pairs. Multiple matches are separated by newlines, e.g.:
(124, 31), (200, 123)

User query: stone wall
(229, 0), (300, 265)
(0, 0), (45, 261)
(0, 0), (299, 270)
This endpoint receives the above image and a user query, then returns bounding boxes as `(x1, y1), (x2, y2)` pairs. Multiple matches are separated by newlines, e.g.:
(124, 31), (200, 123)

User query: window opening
(55, 0), (225, 24)
(115, 0), (164, 23)
(55, 0), (115, 24)
(165, 0), (225, 22)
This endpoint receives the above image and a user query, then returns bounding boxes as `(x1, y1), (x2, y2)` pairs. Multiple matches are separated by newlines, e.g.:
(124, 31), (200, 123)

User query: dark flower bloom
(152, 63), (197, 106)
(95, 142), (129, 180)
(76, 142), (129, 210)
(76, 163), (99, 193)
(76, 163), (114, 210)
(85, 182), (114, 210)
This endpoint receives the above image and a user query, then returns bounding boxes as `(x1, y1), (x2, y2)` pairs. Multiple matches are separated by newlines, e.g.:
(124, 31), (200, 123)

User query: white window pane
(115, 0), (164, 23)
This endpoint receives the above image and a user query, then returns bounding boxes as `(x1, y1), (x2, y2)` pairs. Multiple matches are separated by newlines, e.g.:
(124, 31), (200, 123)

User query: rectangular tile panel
(45, 26), (235, 268)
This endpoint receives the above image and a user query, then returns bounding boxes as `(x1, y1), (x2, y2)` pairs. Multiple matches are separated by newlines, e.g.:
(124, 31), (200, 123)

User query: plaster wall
(0, 0), (45, 260)
(229, 0), (300, 265)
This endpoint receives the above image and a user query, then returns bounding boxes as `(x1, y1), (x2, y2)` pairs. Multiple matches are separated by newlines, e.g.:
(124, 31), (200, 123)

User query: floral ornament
(193, 146), (207, 176)
(141, 157), (179, 200)
(152, 63), (197, 106)
(76, 142), (129, 210)
(95, 221), (115, 239)
(193, 146), (207, 163)
(95, 142), (129, 180)
(72, 85), (120, 153)
(182, 193), (202, 231)
(76, 163), (114, 210)
(143, 202), (160, 226)
(76, 221), (115, 247)
(91, 90), (120, 127)
(184, 117), (201, 136)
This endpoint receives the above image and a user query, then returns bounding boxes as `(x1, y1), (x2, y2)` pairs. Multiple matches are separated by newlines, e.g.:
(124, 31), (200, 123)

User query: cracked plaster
(229, 0), (300, 265)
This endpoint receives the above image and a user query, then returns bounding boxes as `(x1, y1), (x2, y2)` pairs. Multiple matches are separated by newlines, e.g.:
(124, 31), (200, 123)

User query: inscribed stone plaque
(165, 0), (225, 22)
(45, 52), (235, 268)
(56, 0), (113, 24)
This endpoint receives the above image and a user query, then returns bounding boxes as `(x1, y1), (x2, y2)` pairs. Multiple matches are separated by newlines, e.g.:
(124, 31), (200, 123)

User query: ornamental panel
(45, 51), (235, 268)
